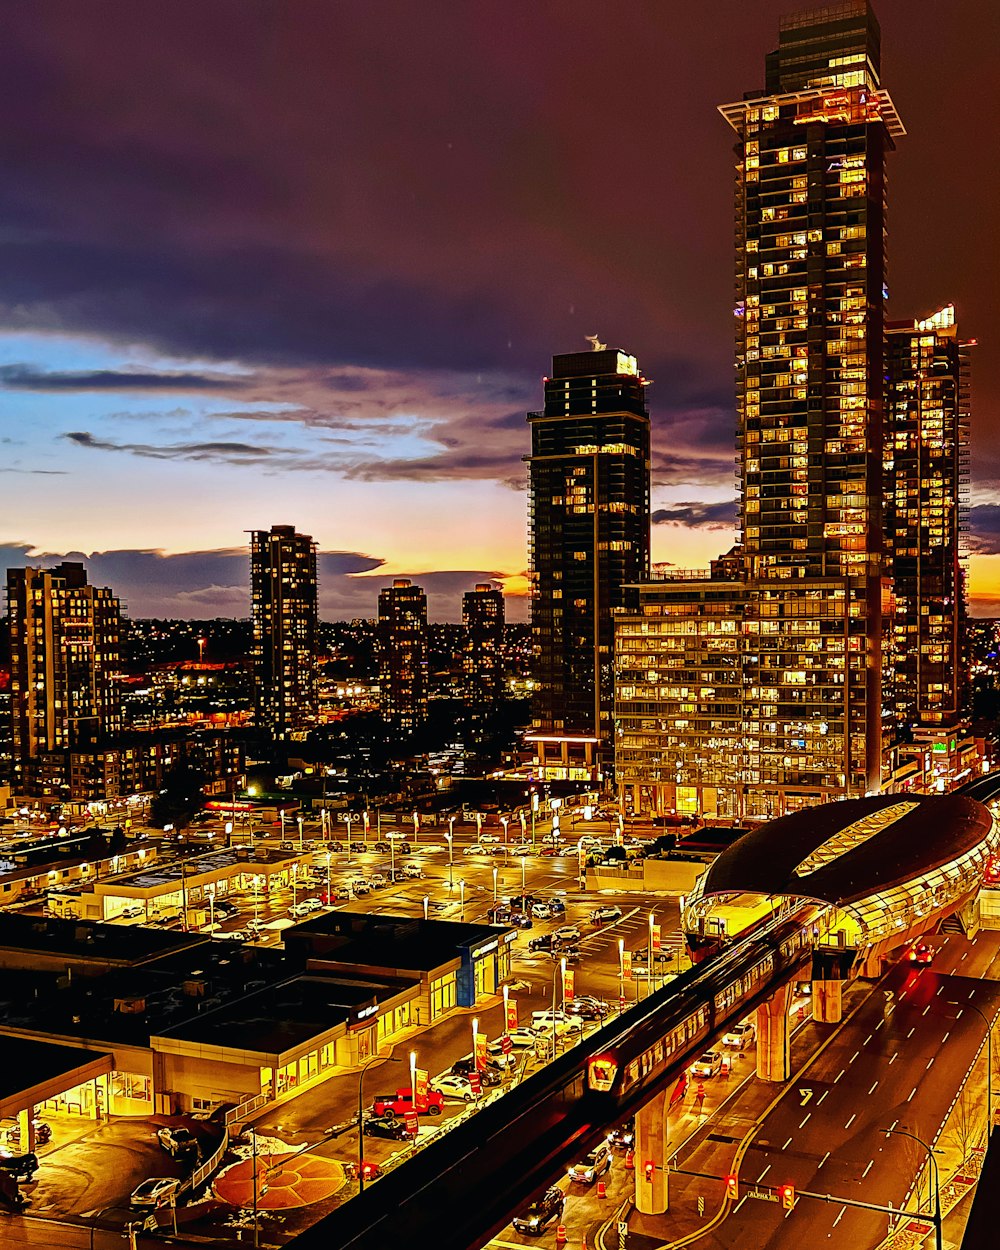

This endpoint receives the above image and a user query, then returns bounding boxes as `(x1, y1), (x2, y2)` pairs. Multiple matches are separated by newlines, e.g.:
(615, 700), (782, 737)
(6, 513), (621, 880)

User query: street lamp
(423, 895), (429, 919)
(291, 863), (298, 908)
(883, 1127), (942, 1250)
(358, 1055), (403, 1194)
(618, 937), (625, 1013)
(647, 911), (655, 998)
(297, 813), (304, 851)
(492, 865), (499, 903)
(208, 887), (215, 931)
(460, 879), (466, 920)
(520, 856), (527, 898)
(446, 819), (455, 891)
(326, 851), (332, 904)
(501, 816), (509, 845)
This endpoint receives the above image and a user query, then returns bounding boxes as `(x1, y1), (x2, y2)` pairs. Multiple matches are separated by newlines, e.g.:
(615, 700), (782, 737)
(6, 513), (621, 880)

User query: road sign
(618, 1220), (628, 1249)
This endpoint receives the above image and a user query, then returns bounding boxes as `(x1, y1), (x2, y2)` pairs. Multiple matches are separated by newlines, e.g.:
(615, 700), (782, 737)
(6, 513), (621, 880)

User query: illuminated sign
(472, 939), (499, 959)
(616, 351), (638, 377)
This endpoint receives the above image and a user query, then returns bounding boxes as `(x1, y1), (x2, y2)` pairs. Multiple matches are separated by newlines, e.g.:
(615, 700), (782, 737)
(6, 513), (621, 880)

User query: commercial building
(886, 304), (971, 736)
(377, 578), (428, 734)
(463, 583), (505, 742)
(617, 1), (912, 820)
(250, 525), (318, 739)
(7, 562), (122, 797)
(527, 346), (650, 781)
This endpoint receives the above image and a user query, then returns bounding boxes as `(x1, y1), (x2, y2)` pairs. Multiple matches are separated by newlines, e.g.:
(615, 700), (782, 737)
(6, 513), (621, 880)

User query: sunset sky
(1, 0), (997, 621)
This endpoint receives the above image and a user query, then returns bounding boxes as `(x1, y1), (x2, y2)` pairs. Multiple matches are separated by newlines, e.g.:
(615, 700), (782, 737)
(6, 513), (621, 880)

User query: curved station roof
(687, 793), (998, 948)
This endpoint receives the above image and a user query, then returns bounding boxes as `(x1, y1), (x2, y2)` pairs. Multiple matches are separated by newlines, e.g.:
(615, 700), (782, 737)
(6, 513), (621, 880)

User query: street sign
(404, 1109), (419, 1135)
(617, 1220), (628, 1249)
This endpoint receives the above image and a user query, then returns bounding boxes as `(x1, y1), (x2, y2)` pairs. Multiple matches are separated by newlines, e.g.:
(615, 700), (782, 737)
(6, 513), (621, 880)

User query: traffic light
(644, 1160), (655, 1183)
(780, 1184), (795, 1211)
(726, 1174), (738, 1200)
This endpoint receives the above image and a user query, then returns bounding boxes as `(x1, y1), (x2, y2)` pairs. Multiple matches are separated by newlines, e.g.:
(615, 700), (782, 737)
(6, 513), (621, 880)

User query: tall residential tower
(250, 525), (318, 739)
(463, 583), (505, 743)
(527, 346), (650, 781)
(377, 578), (428, 735)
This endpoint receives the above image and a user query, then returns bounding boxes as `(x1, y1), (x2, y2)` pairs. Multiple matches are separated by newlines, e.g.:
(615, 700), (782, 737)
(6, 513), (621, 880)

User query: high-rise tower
(886, 305), (971, 732)
(527, 346), (650, 781)
(7, 562), (122, 791)
(377, 578), (428, 734)
(463, 583), (505, 744)
(250, 525), (318, 739)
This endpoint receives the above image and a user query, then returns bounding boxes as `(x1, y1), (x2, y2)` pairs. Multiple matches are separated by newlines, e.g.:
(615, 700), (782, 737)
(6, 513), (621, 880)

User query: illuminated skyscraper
(886, 305), (971, 732)
(463, 583), (505, 741)
(250, 525), (318, 739)
(7, 562), (122, 793)
(618, 2), (907, 819)
(377, 578), (428, 734)
(527, 346), (650, 780)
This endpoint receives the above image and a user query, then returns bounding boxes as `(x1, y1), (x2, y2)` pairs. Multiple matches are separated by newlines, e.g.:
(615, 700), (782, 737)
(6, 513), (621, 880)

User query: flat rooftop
(283, 911), (514, 973)
(0, 912), (208, 966)
(0, 1035), (112, 1119)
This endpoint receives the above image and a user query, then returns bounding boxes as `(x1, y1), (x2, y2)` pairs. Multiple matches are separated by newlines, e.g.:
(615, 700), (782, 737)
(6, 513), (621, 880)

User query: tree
(150, 763), (209, 830)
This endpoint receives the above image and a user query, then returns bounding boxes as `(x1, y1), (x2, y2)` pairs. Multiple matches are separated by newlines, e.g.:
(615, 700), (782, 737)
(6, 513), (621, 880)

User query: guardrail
(189, 1092), (270, 1191)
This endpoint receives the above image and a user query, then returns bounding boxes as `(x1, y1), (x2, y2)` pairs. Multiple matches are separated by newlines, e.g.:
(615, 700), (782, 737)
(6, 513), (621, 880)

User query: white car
(530, 1009), (585, 1034)
(130, 1177), (181, 1209)
(510, 843), (532, 856)
(554, 925), (582, 944)
(722, 1021), (756, 1048)
(429, 1073), (476, 1102)
(403, 864), (422, 878)
(479, 833), (500, 844)
(120, 904), (144, 919)
(288, 898), (323, 917)
(463, 844), (488, 857)
(531, 903), (551, 919)
(690, 1050), (723, 1079)
(502, 1025), (543, 1049)
(568, 1139), (613, 1184)
(590, 905), (623, 923)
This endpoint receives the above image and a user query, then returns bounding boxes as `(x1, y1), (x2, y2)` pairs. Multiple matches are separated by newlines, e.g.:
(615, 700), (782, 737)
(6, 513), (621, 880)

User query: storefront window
(430, 973), (457, 1019)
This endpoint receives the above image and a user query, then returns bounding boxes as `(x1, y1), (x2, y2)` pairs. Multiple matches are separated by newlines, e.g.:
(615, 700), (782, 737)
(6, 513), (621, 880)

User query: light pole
(647, 911), (654, 998)
(501, 816), (509, 846)
(423, 895), (429, 919)
(460, 879), (466, 920)
(358, 1055), (403, 1194)
(492, 865), (499, 903)
(520, 856), (527, 898)
(253, 875), (261, 928)
(291, 863), (298, 909)
(326, 851), (332, 903)
(446, 818), (455, 891)
(883, 1127), (942, 1250)
(208, 887), (215, 931)
(345, 815), (352, 852)
(946, 999), (994, 1125)
(297, 813), (304, 851)
(618, 937), (625, 1013)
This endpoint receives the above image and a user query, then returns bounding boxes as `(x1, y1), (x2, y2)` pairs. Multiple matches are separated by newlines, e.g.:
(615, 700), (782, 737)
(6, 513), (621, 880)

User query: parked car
(484, 1040), (520, 1069)
(452, 1054), (503, 1085)
(722, 1020), (756, 1048)
(403, 863), (422, 878)
(369, 872), (388, 888)
(528, 933), (555, 953)
(373, 841), (391, 853)
(349, 841), (366, 854)
(120, 904), (144, 919)
(508, 912), (533, 930)
(7, 1119), (51, 1147)
(690, 1050), (723, 1079)
(129, 1177), (181, 1209)
(362, 1114), (411, 1140)
(0, 1152), (37, 1181)
(507, 894), (538, 910)
(388, 869), (407, 882)
(288, 899), (322, 918)
(568, 1139), (612, 1184)
(279, 840), (297, 851)
(530, 1009), (585, 1034)
(326, 839), (345, 852)
(510, 843), (532, 856)
(371, 1087), (444, 1119)
(512, 1185), (565, 1235)
(487, 905), (511, 924)
(463, 844), (488, 857)
(555, 925), (582, 943)
(351, 879), (371, 896)
(567, 996), (609, 1020)
(530, 903), (551, 920)
(156, 1125), (198, 1158)
(217, 929), (248, 942)
(548, 945), (582, 964)
(502, 1025), (543, 1049)
(479, 833), (500, 844)
(590, 905), (623, 923)
(429, 1073), (477, 1102)
(546, 898), (566, 916)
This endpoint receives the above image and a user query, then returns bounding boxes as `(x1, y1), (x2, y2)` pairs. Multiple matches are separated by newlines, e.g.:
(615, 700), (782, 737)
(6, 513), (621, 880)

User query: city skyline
(0, 1), (997, 621)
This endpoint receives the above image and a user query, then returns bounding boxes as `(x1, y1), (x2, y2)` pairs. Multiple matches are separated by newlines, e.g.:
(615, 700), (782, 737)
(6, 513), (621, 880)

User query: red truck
(371, 1087), (444, 1119)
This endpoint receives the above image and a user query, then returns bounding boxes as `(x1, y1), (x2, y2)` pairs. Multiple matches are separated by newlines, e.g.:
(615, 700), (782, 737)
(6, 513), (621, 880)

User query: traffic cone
(624, 1148), (635, 1171)
(597, 1180), (608, 1200)
(555, 1225), (568, 1246)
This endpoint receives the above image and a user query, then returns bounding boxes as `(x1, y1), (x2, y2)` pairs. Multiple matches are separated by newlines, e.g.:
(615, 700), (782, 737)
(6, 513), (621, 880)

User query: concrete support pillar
(17, 1106), (31, 1152)
(634, 1088), (669, 1214)
(855, 946), (885, 980)
(812, 979), (843, 1023)
(756, 983), (793, 1082)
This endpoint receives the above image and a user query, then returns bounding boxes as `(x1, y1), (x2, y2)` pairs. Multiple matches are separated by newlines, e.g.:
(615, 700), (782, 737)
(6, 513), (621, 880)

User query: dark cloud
(0, 543), (523, 621)
(0, 364), (247, 391)
(63, 430), (279, 464)
(652, 500), (738, 529)
(968, 504), (1000, 556)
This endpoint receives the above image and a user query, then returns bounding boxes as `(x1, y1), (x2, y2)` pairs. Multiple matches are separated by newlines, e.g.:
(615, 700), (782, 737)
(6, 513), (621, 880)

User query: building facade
(886, 305), (971, 734)
(462, 583), (505, 742)
(7, 562), (122, 797)
(527, 346), (651, 780)
(617, 2), (910, 820)
(377, 578), (428, 734)
(250, 526), (318, 740)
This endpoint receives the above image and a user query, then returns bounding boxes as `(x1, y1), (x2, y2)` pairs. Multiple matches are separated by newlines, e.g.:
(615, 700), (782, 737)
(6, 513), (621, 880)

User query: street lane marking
(757, 1164), (771, 1181)
(875, 1019), (885, 1030)
(889, 1053), (898, 1065)
(819, 1151), (830, 1169)
(845, 1113), (856, 1129)
(908, 1087), (917, 1101)
(923, 1005), (931, 1015)
(800, 1114), (811, 1128)
(868, 1081), (878, 1094)
(942, 1032), (950, 1044)
(862, 1159), (874, 1178)
(834, 1069), (844, 1083)
(926, 1057), (935, 1070)
(833, 1206), (847, 1226)
(889, 1119), (898, 1133)
(818, 1090), (829, 1105)
(907, 1027), (916, 1038)
(783, 1136), (792, 1149)
(735, 1195), (748, 1212)
(850, 1050), (859, 1063)
(865, 1034), (872, 1045)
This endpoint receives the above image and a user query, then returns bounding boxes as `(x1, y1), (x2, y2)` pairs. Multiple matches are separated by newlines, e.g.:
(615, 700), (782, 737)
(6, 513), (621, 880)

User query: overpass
(286, 783), (1000, 1249)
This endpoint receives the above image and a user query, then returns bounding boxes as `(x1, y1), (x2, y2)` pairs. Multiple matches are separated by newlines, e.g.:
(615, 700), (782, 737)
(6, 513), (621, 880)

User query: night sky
(1, 0), (997, 619)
